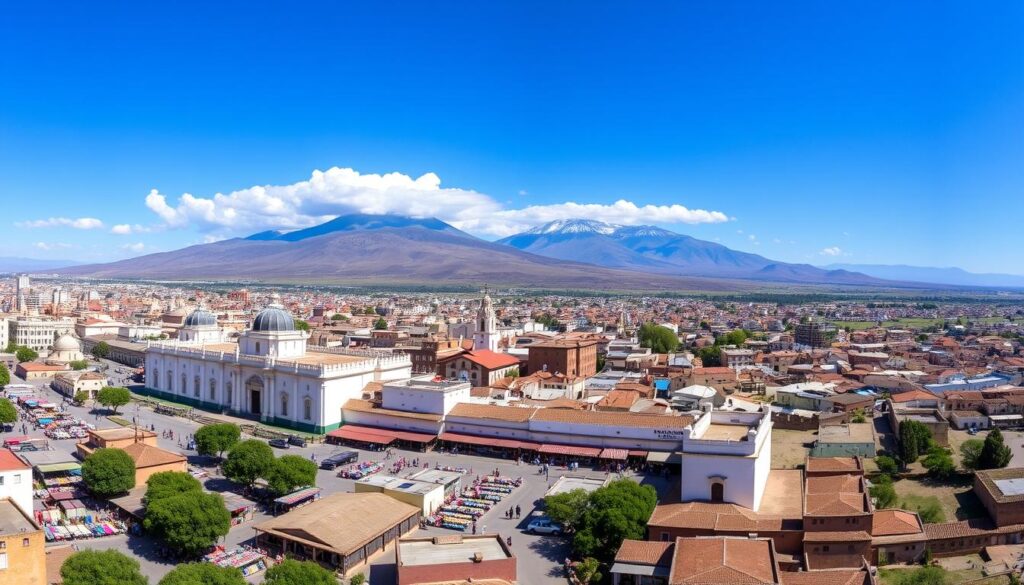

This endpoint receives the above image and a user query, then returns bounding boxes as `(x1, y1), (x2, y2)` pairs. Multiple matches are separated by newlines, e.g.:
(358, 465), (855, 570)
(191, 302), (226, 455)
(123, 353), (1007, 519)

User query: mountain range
(0, 256), (83, 273)
(59, 214), (759, 291)
(822, 263), (1024, 289)
(59, 213), (933, 290)
(496, 219), (886, 285)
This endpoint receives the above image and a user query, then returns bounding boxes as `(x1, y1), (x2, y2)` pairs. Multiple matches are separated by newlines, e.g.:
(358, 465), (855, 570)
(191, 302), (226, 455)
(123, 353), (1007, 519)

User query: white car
(526, 518), (563, 535)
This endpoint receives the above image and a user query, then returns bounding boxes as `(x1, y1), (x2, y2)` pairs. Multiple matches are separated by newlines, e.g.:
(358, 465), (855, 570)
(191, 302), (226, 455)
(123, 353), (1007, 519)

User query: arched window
(255, 341), (261, 354)
(193, 375), (201, 398)
(209, 378), (217, 401)
(280, 392), (289, 417)
(303, 397), (312, 421)
(226, 380), (233, 405)
(180, 373), (187, 394)
(167, 371), (173, 391)
(152, 369), (159, 389)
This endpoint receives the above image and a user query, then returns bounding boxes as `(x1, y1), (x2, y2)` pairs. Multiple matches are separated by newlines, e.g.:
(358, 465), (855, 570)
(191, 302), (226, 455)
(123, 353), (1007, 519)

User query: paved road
(6, 370), (670, 584)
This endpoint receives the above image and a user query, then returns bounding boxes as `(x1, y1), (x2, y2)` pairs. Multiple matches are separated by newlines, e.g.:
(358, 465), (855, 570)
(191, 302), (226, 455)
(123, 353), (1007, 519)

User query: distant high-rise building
(795, 320), (835, 349)
(15, 274), (29, 312)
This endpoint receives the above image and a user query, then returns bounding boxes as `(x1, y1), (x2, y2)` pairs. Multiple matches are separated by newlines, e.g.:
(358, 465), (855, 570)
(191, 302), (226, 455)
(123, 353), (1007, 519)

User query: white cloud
(111, 223), (151, 235)
(748, 234), (757, 241)
(34, 242), (73, 251)
(143, 167), (731, 238)
(820, 246), (843, 256)
(772, 238), (782, 244)
(518, 190), (528, 196)
(120, 242), (146, 253)
(18, 217), (104, 230)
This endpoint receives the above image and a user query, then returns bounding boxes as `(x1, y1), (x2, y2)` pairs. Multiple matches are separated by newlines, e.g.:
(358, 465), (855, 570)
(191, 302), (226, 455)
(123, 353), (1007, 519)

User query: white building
(7, 316), (75, 355)
(678, 407), (773, 511)
(144, 296), (412, 433)
(0, 450), (33, 519)
(48, 334), (84, 364)
(381, 378), (471, 417)
(472, 288), (500, 352)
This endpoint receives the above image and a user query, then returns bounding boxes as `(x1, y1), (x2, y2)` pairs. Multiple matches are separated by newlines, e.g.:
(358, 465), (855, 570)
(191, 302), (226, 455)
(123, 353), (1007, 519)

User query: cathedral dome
(252, 294), (295, 332)
(52, 334), (81, 352)
(183, 307), (217, 327)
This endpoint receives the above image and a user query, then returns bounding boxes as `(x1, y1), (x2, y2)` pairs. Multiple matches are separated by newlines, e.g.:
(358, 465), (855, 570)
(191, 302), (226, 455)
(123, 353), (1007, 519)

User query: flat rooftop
(545, 475), (608, 497)
(759, 469), (805, 518)
(400, 535), (510, 566)
(0, 499), (37, 535)
(701, 423), (750, 441)
(818, 423), (875, 443)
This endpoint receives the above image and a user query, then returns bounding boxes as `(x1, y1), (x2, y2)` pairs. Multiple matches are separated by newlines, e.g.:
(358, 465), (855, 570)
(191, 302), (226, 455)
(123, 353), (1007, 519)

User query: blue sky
(1, 1), (1022, 274)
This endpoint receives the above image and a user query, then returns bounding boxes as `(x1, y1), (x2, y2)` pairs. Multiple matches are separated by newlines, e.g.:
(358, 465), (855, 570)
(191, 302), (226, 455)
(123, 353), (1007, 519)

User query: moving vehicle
(526, 517), (563, 535)
(268, 438), (290, 449)
(319, 451), (358, 470)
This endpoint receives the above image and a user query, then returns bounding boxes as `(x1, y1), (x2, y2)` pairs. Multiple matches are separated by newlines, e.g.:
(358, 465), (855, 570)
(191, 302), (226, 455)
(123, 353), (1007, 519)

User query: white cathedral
(144, 295), (411, 433)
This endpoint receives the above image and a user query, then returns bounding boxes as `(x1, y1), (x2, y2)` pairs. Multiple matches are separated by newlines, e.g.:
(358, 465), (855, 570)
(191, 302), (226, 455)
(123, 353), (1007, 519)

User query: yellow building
(0, 498), (46, 585)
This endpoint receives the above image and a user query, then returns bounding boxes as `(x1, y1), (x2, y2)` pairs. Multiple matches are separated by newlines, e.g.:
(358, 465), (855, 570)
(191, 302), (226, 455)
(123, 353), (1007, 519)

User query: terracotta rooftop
(0, 449), (28, 472)
(255, 492), (419, 555)
(614, 539), (674, 566)
(447, 403), (537, 423)
(459, 349), (520, 370)
(669, 537), (779, 584)
(805, 456), (863, 475)
(802, 530), (871, 542)
(871, 509), (924, 537)
(121, 442), (186, 468)
(780, 569), (871, 585)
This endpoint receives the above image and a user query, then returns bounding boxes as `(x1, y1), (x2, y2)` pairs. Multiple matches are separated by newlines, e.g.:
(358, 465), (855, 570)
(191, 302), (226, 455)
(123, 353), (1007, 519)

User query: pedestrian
(506, 536), (512, 546)
(508, 507), (513, 519)
(515, 505), (521, 518)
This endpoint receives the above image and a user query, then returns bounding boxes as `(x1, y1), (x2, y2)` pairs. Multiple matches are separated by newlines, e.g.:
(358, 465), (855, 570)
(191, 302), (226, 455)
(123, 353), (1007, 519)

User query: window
(21, 538), (29, 547)
(0, 552), (7, 569)
(303, 397), (312, 421)
(280, 393), (289, 417)
(255, 342), (261, 354)
(194, 375), (201, 398)
(12, 475), (20, 485)
(167, 371), (173, 391)
(181, 373), (187, 394)
(209, 378), (217, 401)
(660, 532), (670, 541)
(822, 545), (830, 552)
(153, 368), (160, 388)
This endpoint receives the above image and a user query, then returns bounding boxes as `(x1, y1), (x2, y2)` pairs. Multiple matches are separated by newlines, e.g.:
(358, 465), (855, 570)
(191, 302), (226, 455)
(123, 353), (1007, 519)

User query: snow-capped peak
(525, 219), (621, 235)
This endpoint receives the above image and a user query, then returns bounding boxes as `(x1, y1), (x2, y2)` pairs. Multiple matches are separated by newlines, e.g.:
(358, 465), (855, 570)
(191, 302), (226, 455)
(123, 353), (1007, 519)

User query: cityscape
(2, 3), (1023, 585)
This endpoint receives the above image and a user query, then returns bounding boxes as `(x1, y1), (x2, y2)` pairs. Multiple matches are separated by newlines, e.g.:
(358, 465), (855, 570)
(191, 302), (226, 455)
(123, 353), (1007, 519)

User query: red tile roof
(461, 350), (519, 370)
(0, 449), (28, 472)
(670, 537), (779, 584)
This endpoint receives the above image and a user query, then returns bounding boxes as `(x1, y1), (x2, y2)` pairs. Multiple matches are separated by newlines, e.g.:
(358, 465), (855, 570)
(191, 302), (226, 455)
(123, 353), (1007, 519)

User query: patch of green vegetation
(107, 416), (133, 427)
(900, 494), (946, 523)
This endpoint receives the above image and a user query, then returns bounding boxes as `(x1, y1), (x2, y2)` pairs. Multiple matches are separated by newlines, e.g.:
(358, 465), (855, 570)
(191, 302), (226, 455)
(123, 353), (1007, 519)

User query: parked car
(967, 427), (979, 435)
(526, 517), (563, 535)
(287, 435), (307, 447)
(320, 451), (359, 470)
(268, 438), (290, 449)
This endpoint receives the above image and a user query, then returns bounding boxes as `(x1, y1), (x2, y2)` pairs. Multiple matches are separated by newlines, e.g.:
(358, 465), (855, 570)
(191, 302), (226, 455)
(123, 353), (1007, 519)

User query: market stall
(204, 546), (269, 577)
(272, 487), (321, 515)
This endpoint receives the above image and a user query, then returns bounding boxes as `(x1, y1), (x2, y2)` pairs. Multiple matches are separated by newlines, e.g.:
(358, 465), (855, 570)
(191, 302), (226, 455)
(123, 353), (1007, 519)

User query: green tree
(574, 557), (602, 584)
(144, 471), (202, 505)
(330, 313), (344, 321)
(294, 319), (310, 332)
(0, 398), (17, 425)
(144, 491), (231, 556)
(899, 420), (932, 465)
(73, 390), (90, 405)
(15, 346), (38, 362)
(158, 563), (244, 585)
(263, 559), (336, 585)
(92, 340), (111, 359)
(349, 574), (367, 585)
(69, 359), (89, 370)
(144, 489), (230, 556)
(96, 386), (131, 414)
(363, 306), (377, 315)
(82, 448), (136, 498)
(875, 455), (899, 475)
(194, 423), (241, 458)
(978, 428), (1013, 470)
(0, 362), (9, 387)
(696, 346), (722, 367)
(265, 455), (318, 496)
(717, 329), (749, 347)
(922, 446), (956, 480)
(568, 479), (658, 563)
(638, 323), (679, 353)
(882, 566), (951, 585)
(222, 439), (275, 487)
(373, 317), (388, 330)
(544, 488), (590, 531)
(959, 439), (984, 470)
(870, 475), (898, 508)
(61, 549), (148, 585)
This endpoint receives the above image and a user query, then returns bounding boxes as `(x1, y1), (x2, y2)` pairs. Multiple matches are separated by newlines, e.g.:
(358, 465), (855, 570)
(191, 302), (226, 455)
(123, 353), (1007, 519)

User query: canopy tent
(537, 444), (602, 458)
(327, 424), (435, 445)
(438, 432), (539, 451)
(598, 448), (629, 461)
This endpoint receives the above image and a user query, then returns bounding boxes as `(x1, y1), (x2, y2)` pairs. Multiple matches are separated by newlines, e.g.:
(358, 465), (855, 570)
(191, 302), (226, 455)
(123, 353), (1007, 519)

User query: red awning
(327, 426), (395, 445)
(627, 450), (649, 458)
(599, 448), (629, 461)
(328, 424), (435, 445)
(538, 444), (602, 457)
(440, 432), (527, 450)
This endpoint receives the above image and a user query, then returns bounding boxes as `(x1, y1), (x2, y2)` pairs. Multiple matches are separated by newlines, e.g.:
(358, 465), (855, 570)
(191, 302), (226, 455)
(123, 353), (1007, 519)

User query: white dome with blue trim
(183, 307), (217, 327)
